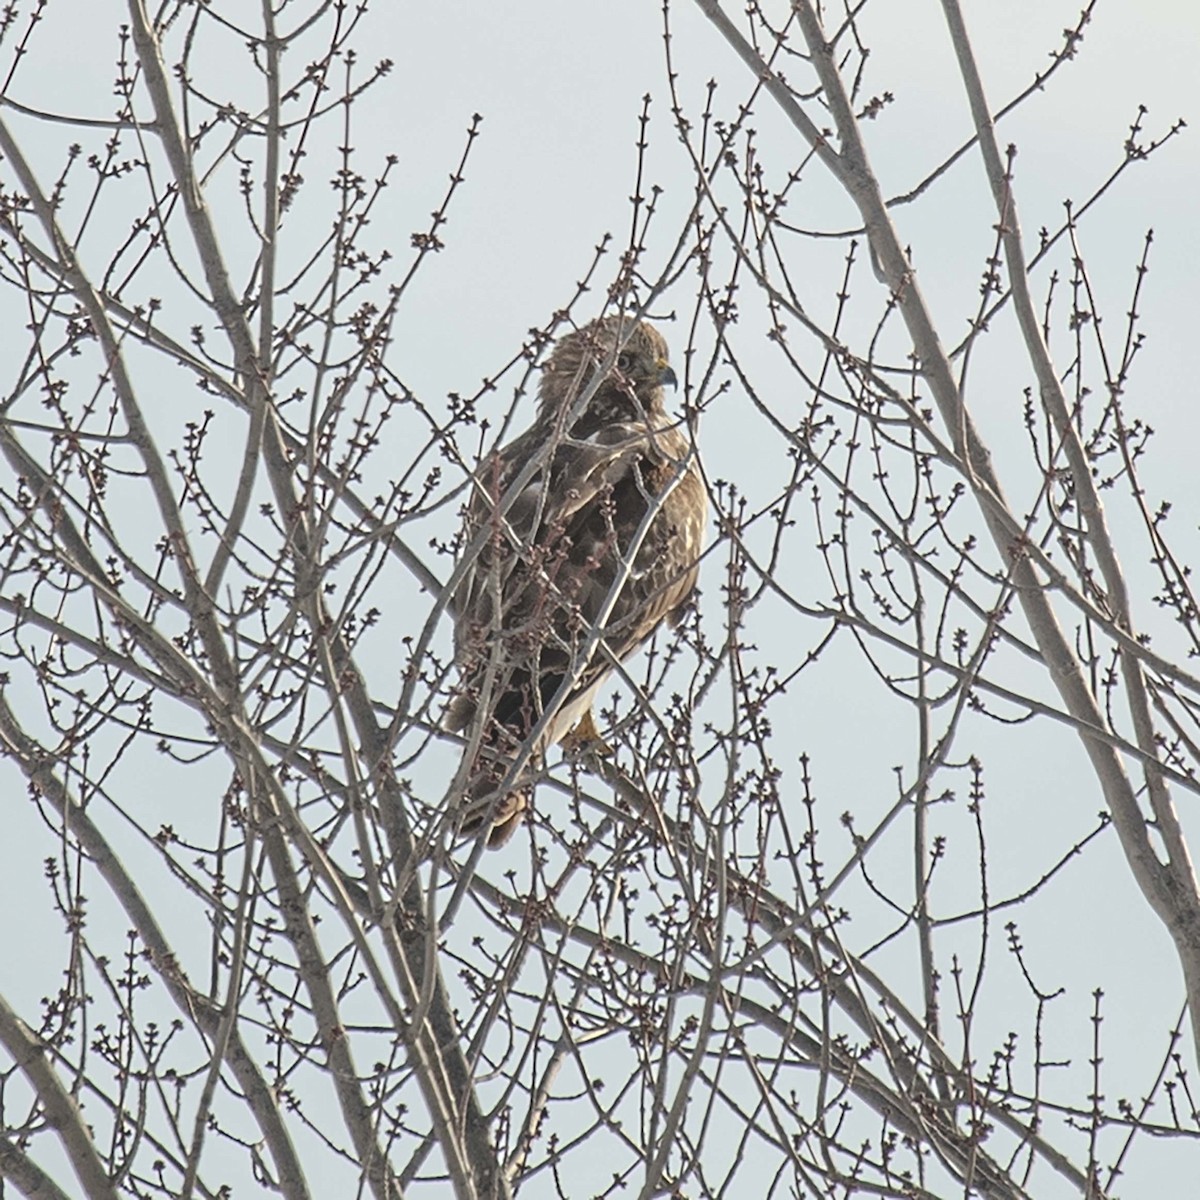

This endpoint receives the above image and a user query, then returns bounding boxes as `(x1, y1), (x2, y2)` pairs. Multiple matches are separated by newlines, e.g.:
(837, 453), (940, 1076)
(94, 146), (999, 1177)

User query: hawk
(445, 316), (706, 847)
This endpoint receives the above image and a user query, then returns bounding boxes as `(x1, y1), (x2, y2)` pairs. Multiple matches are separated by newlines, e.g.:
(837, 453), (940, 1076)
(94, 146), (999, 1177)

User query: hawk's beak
(658, 362), (679, 391)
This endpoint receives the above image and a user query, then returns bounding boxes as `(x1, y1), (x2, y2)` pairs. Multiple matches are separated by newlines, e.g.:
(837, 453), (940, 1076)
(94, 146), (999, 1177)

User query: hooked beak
(658, 362), (679, 391)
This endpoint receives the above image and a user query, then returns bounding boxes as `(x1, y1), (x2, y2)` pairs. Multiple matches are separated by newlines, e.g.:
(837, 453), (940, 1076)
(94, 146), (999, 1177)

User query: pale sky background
(2, 1), (1199, 1196)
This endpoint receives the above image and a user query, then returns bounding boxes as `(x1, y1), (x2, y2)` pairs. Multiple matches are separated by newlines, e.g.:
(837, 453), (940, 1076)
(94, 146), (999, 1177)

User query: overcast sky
(2, 2), (1198, 1196)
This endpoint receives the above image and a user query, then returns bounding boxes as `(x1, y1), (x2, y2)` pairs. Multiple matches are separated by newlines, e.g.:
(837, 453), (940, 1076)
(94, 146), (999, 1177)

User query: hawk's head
(538, 316), (678, 429)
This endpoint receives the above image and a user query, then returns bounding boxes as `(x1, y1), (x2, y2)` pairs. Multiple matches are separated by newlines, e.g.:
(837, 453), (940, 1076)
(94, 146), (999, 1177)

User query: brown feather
(447, 317), (705, 846)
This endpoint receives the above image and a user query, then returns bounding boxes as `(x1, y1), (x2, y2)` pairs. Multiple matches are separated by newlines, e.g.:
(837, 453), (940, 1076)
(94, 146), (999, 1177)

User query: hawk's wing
(446, 416), (705, 843)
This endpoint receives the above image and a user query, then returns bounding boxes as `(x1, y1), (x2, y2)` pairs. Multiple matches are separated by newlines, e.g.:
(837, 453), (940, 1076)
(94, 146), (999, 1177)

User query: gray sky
(2, 1), (1199, 1195)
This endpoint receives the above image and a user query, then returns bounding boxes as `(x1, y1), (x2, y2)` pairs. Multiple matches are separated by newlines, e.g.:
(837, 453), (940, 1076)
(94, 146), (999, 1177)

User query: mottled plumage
(446, 317), (706, 846)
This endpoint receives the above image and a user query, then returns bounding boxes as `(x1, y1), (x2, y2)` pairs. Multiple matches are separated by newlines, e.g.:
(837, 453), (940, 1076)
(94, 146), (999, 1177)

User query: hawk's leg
(561, 708), (613, 757)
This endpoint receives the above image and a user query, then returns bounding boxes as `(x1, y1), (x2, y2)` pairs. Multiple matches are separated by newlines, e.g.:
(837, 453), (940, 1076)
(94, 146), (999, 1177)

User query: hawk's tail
(457, 757), (531, 848)
(450, 666), (563, 848)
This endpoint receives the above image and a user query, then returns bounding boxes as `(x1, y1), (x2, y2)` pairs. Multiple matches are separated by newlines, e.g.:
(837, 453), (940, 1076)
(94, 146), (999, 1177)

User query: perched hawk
(445, 316), (706, 847)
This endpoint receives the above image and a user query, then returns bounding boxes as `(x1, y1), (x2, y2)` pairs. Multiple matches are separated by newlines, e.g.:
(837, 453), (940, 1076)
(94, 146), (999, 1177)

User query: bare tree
(1, 2), (1196, 1198)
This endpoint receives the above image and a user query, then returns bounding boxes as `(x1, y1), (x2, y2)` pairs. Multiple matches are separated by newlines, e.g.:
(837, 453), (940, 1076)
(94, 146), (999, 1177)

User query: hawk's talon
(561, 709), (613, 757)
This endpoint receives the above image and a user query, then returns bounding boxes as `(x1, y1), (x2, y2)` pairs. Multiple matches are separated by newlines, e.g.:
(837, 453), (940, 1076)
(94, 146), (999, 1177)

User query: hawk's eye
(616, 351), (634, 372)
